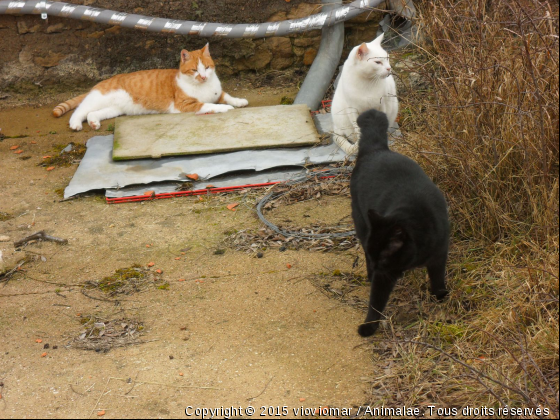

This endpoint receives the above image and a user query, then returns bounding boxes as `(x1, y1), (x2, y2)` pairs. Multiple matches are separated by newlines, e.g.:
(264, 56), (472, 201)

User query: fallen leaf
(46, 166), (55, 171)
(178, 278), (185, 282)
(144, 190), (155, 196)
(36, 339), (43, 343)
(175, 257), (181, 260)
(147, 262), (155, 267)
(10, 145), (19, 150)
(287, 264), (292, 269)
(97, 410), (106, 416)
(146, 244), (151, 248)
(41, 352), (47, 358)
(42, 155), (52, 159)
(156, 269), (162, 274)
(31, 141), (37, 144)
(186, 173), (199, 181)
(198, 196), (203, 201)
(299, 398), (306, 402)
(205, 184), (215, 189)
(14, 150), (23, 154)
(179, 372), (184, 376)
(227, 203), (239, 211)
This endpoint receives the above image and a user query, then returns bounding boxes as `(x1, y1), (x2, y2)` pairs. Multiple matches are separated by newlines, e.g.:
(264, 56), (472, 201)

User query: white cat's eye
(375, 61), (382, 65)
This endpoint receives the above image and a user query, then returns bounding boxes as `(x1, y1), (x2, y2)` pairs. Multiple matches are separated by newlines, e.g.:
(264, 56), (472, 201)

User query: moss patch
(38, 143), (87, 168)
(0, 212), (14, 222)
(84, 264), (166, 297)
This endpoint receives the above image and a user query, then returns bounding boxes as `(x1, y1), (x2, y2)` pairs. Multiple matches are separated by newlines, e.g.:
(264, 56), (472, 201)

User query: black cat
(350, 109), (450, 337)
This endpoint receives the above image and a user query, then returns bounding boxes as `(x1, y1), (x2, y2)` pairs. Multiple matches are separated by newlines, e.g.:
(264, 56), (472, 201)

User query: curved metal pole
(0, 0), (385, 38)
(293, 0), (344, 111)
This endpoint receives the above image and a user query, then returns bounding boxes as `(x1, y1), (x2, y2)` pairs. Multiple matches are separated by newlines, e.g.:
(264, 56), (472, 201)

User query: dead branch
(14, 231), (68, 248)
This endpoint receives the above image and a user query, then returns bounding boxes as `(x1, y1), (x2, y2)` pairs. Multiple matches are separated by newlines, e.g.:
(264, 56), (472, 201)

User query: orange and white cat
(53, 44), (248, 131)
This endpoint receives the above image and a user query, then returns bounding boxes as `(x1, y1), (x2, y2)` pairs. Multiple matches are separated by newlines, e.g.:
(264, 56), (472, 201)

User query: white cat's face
(353, 33), (392, 79)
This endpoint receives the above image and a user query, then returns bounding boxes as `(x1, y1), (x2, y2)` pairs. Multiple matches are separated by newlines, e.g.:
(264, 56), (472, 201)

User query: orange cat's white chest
(175, 73), (222, 104)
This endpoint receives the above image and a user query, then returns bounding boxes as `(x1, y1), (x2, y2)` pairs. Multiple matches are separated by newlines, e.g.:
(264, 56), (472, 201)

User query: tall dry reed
(368, 0), (559, 415)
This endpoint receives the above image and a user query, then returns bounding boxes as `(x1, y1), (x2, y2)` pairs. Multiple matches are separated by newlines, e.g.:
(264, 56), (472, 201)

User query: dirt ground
(0, 84), (381, 418)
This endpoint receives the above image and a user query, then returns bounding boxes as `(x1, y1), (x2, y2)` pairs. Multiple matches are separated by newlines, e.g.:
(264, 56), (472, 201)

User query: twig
(25, 275), (82, 287)
(124, 372), (141, 396)
(69, 383), (87, 396)
(0, 260), (25, 283)
(89, 377), (111, 418)
(247, 376), (274, 401)
(81, 289), (121, 304)
(109, 376), (222, 390)
(14, 230), (68, 248)
(0, 290), (74, 298)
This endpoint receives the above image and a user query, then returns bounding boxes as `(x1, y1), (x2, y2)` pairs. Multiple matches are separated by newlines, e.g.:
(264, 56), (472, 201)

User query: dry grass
(359, 0), (559, 416)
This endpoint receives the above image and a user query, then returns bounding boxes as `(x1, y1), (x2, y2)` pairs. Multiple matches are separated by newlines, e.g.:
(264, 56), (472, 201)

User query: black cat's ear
(367, 209), (385, 226)
(380, 225), (406, 258)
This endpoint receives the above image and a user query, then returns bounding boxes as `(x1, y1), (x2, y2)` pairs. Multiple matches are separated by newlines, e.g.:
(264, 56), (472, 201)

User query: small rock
(256, 252), (264, 258)
(279, 246), (286, 252)
(60, 143), (74, 154)
(0, 235), (10, 242)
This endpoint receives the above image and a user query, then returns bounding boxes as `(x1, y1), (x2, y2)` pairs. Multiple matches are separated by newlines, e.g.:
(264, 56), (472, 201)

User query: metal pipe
(293, 0), (344, 111)
(0, 0), (386, 38)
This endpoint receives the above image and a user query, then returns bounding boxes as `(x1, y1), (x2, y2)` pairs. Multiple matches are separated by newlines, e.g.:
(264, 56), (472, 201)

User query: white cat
(331, 33), (398, 154)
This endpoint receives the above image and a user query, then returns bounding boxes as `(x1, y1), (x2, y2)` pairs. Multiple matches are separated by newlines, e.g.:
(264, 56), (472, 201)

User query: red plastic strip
(105, 181), (280, 204)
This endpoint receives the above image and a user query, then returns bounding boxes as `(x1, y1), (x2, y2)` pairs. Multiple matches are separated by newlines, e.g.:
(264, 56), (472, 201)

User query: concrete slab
(62, 114), (355, 199)
(112, 104), (320, 160)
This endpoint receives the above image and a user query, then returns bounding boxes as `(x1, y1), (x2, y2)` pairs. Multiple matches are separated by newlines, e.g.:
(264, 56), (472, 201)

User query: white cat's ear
(357, 43), (369, 60)
(202, 43), (211, 58)
(180, 49), (190, 63)
(372, 32), (384, 45)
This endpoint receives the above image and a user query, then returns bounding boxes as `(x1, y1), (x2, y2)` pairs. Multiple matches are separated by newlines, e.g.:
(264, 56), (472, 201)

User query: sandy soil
(0, 86), (377, 418)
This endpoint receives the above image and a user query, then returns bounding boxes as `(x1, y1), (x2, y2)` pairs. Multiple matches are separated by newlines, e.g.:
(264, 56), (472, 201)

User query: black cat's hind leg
(427, 255), (448, 301)
(358, 271), (399, 337)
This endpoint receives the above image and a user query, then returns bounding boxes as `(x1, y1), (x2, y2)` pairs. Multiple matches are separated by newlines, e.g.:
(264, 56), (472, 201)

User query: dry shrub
(367, 0), (559, 415)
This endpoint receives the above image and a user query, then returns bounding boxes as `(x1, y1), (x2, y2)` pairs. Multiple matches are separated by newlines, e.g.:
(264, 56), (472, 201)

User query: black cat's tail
(356, 109), (390, 155)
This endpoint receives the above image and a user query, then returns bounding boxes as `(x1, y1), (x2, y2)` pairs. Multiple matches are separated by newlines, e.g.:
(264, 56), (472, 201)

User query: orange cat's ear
(202, 43), (211, 58)
(357, 43), (369, 60)
(181, 49), (190, 63)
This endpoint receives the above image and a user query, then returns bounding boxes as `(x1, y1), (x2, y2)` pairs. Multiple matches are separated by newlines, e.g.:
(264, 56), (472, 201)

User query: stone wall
(0, 0), (384, 91)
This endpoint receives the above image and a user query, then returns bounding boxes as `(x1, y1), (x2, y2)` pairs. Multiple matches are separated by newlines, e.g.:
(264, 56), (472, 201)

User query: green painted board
(112, 104), (320, 161)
